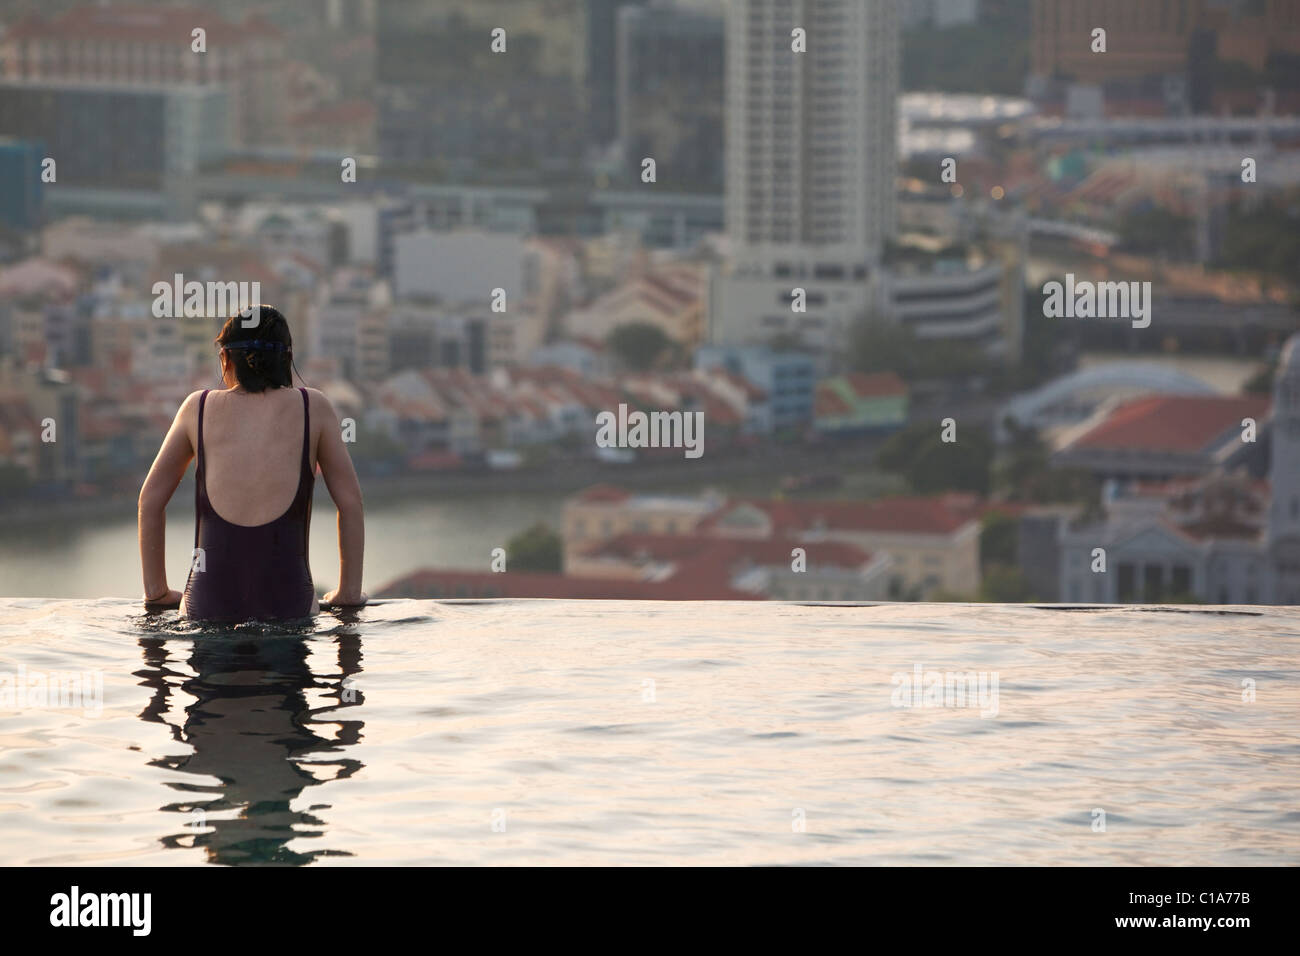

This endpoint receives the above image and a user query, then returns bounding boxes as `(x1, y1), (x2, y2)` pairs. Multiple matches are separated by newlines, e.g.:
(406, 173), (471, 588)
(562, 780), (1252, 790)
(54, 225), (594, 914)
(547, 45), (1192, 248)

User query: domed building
(1052, 332), (1298, 605)
(1267, 334), (1300, 604)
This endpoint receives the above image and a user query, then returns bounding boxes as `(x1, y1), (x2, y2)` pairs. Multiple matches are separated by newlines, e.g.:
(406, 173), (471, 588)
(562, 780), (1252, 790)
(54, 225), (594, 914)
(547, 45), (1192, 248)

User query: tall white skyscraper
(712, 0), (899, 354)
(725, 0), (899, 275)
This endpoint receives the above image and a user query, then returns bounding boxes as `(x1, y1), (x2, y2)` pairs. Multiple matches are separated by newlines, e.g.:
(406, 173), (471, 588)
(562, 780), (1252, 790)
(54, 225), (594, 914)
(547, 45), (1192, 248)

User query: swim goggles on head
(220, 340), (288, 352)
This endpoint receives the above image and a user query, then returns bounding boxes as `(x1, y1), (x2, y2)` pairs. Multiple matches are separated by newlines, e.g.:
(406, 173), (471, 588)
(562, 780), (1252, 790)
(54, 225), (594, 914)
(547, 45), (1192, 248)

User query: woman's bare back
(196, 387), (320, 527)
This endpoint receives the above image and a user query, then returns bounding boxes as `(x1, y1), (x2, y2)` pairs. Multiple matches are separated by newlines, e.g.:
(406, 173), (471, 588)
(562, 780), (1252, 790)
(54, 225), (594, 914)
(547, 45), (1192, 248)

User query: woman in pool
(137, 305), (366, 620)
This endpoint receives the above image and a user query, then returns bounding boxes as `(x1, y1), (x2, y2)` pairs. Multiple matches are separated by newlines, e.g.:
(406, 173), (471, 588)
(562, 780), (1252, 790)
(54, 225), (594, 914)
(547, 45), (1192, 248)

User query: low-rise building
(1052, 333), (1300, 605)
(814, 371), (908, 434)
(564, 263), (708, 348)
(876, 239), (1023, 360)
(570, 532), (892, 602)
(530, 338), (611, 379)
(1052, 393), (1271, 483)
(1055, 474), (1274, 604)
(699, 494), (983, 599)
(694, 345), (815, 435)
(562, 484), (984, 600)
(562, 484), (723, 569)
(693, 364), (770, 435)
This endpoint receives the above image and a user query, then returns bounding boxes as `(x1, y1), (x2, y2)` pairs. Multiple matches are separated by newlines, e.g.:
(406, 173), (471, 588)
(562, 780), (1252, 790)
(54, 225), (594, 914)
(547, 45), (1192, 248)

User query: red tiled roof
(574, 484), (631, 504)
(1178, 517), (1263, 541)
(1070, 395), (1272, 454)
(375, 568), (761, 601)
(844, 371), (907, 399)
(701, 495), (981, 536)
(672, 379), (742, 427)
(815, 385), (853, 417)
(640, 273), (699, 309)
(407, 450), (463, 471)
(284, 251), (325, 274)
(585, 532), (874, 569)
(291, 99), (375, 127)
(707, 367), (766, 401)
(0, 394), (37, 432)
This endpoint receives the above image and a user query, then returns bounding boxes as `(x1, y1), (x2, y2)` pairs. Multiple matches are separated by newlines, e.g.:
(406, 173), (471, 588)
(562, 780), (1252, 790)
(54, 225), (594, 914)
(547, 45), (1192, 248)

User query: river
(0, 489), (564, 599)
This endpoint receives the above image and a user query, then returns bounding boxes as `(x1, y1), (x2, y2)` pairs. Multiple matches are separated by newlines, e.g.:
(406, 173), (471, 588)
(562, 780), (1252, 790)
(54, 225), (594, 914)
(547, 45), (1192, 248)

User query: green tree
(1015, 281), (1079, 391)
(1117, 206), (1196, 259)
(877, 421), (932, 474)
(877, 421), (993, 495)
(0, 464), (31, 499)
(607, 322), (674, 372)
(1217, 198), (1300, 283)
(349, 428), (409, 467)
(505, 522), (562, 572)
(1243, 363), (1275, 396)
(978, 565), (1035, 602)
(980, 510), (1017, 567)
(849, 315), (990, 382)
(993, 420), (1100, 507)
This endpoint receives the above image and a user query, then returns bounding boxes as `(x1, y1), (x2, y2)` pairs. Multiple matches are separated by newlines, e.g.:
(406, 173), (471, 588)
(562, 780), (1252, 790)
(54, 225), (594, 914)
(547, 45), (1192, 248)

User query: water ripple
(0, 598), (1296, 865)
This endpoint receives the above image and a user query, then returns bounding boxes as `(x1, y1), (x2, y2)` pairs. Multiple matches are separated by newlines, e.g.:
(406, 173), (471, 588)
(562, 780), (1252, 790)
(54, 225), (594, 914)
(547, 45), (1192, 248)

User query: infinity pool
(0, 599), (1297, 865)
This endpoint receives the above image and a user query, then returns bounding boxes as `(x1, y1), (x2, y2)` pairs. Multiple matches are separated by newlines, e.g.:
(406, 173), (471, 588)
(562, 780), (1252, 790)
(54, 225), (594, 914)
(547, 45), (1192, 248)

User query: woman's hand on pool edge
(143, 588), (183, 609)
(323, 589), (368, 608)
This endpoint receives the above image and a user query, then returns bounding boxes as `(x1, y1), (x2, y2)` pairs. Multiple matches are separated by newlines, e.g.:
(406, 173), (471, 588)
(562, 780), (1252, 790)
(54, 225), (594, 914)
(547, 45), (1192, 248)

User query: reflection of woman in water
(136, 625), (366, 865)
(137, 305), (366, 620)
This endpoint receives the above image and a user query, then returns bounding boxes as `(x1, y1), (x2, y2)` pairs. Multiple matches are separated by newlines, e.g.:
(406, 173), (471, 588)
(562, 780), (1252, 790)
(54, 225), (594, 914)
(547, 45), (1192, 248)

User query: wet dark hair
(216, 305), (294, 393)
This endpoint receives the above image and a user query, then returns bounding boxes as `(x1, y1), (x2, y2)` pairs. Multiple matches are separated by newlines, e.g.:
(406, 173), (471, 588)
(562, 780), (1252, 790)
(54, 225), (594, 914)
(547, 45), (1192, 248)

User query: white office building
(713, 0), (899, 355)
(725, 0), (898, 271)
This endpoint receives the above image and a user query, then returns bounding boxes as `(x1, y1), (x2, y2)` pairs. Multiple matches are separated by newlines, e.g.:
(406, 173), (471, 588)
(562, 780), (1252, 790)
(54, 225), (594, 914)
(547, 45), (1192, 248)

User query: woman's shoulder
(166, 390), (208, 435)
(177, 389), (208, 414)
(300, 387), (339, 418)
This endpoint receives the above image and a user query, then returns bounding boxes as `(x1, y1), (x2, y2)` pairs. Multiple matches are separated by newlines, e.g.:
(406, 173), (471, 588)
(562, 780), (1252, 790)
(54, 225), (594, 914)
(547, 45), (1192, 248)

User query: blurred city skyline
(0, 0), (1297, 605)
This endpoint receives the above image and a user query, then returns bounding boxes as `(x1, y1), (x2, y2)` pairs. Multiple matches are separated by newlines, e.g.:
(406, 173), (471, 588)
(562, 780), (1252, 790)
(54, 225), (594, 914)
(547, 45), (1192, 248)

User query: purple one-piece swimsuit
(183, 387), (315, 621)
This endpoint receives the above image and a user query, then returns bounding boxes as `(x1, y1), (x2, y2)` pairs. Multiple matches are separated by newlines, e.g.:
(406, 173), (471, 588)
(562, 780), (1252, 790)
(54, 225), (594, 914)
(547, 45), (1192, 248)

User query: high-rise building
(376, 0), (589, 175)
(616, 2), (724, 192)
(0, 5), (286, 146)
(712, 0), (899, 356)
(588, 0), (648, 147)
(726, 0), (898, 273)
(901, 0), (979, 30)
(0, 81), (227, 220)
(1031, 0), (1300, 87)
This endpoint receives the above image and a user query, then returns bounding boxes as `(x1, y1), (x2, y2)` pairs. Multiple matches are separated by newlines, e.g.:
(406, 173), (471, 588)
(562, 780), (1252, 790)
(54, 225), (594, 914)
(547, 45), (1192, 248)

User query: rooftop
(1068, 394), (1271, 454)
(702, 494), (983, 537)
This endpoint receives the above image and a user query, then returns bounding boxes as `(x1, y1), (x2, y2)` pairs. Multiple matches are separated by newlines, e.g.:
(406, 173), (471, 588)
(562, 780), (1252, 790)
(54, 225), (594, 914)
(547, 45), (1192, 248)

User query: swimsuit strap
(193, 389), (211, 550)
(196, 388), (210, 479)
(298, 387), (311, 480)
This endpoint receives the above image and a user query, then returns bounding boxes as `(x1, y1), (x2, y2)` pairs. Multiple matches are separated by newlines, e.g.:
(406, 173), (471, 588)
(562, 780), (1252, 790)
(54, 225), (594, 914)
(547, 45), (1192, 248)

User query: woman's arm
(313, 390), (366, 605)
(137, 392), (199, 605)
